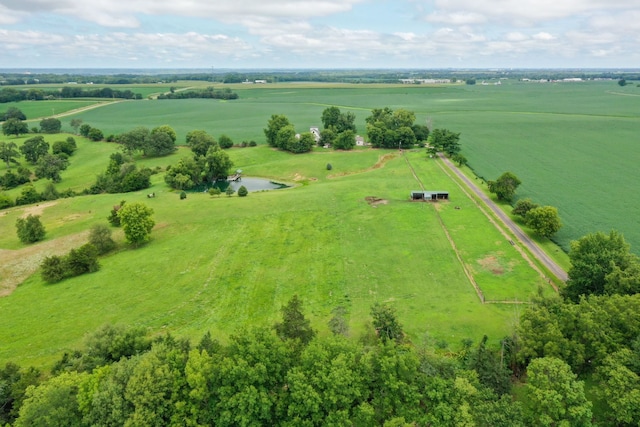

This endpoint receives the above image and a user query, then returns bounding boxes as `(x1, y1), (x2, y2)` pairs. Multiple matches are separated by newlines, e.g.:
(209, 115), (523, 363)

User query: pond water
(204, 177), (289, 193)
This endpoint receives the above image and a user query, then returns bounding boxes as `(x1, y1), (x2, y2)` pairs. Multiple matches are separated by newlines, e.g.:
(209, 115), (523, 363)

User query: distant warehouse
(410, 191), (449, 201)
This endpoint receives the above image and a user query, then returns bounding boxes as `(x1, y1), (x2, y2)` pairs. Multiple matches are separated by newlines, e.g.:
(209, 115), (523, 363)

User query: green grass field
(62, 80), (640, 253)
(0, 143), (545, 367)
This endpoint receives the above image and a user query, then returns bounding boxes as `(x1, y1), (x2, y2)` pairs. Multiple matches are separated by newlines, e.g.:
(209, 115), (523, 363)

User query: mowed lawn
(0, 146), (535, 367)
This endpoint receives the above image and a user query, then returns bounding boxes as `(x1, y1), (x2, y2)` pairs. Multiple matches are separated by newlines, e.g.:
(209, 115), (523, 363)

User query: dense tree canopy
(563, 230), (640, 301)
(15, 214), (46, 244)
(526, 205), (562, 238)
(0, 141), (20, 167)
(487, 171), (521, 201)
(39, 118), (61, 134)
(365, 107), (424, 149)
(2, 118), (29, 137)
(429, 128), (461, 156)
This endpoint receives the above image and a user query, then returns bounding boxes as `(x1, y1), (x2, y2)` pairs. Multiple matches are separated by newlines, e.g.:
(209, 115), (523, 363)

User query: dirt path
(0, 230), (90, 296)
(438, 153), (568, 282)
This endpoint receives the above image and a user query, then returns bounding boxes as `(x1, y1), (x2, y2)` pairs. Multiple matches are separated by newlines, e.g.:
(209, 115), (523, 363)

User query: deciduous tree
(526, 205), (562, 238)
(487, 171), (521, 201)
(2, 118), (28, 137)
(20, 136), (49, 164)
(35, 153), (69, 182)
(264, 114), (291, 147)
(0, 141), (20, 167)
(39, 118), (61, 133)
(15, 214), (46, 243)
(117, 202), (155, 247)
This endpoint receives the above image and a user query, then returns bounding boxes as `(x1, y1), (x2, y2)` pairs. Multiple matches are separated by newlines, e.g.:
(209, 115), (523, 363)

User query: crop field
(0, 141), (548, 367)
(1, 100), (106, 122)
(64, 80), (640, 252)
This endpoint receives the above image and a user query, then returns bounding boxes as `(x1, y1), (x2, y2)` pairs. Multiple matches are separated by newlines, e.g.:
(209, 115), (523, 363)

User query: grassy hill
(0, 140), (549, 367)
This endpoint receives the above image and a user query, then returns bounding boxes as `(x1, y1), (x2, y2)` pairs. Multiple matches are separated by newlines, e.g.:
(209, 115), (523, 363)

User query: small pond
(195, 177), (289, 193)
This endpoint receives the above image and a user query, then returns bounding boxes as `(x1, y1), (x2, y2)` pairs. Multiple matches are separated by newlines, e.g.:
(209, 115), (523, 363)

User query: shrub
(208, 188), (221, 197)
(41, 255), (67, 283)
(16, 214), (46, 244)
(41, 182), (60, 201)
(108, 201), (126, 226)
(249, 140), (257, 147)
(326, 163), (333, 171)
(15, 185), (42, 206)
(65, 244), (100, 276)
(237, 186), (248, 197)
(0, 192), (14, 209)
(89, 224), (116, 255)
(225, 186), (235, 197)
(218, 134), (234, 149)
(180, 191), (187, 200)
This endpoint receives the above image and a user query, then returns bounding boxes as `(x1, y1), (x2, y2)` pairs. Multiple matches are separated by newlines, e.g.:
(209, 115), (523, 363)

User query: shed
(410, 191), (449, 201)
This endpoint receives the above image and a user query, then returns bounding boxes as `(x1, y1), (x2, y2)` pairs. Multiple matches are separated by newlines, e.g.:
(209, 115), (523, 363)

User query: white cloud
(533, 32), (555, 41)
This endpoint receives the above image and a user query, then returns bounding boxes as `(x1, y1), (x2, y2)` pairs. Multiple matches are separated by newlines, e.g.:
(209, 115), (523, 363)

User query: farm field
(0, 143), (548, 367)
(62, 80), (640, 253)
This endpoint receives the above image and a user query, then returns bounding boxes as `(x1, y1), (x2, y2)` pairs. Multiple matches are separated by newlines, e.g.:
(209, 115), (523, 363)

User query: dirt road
(439, 153), (568, 282)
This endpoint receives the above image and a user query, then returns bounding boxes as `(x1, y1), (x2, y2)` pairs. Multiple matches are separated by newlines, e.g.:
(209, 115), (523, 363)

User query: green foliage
(185, 129), (217, 158)
(1, 107), (27, 121)
(365, 107), (418, 149)
(524, 357), (592, 426)
(51, 137), (77, 156)
(328, 306), (349, 336)
(0, 192), (15, 209)
(264, 114), (291, 147)
(143, 130), (176, 157)
(321, 106), (357, 134)
(289, 132), (315, 153)
(164, 156), (202, 190)
(40, 255), (67, 283)
(593, 347), (640, 425)
(487, 171), (521, 201)
(150, 125), (177, 143)
(15, 184), (42, 206)
(274, 295), (316, 345)
(371, 303), (404, 343)
(0, 363), (41, 426)
(88, 224), (116, 255)
(107, 200), (125, 226)
(430, 128), (461, 156)
(333, 129), (356, 150)
(39, 117), (62, 134)
(512, 198), (539, 218)
(117, 202), (155, 247)
(0, 141), (20, 167)
(326, 163), (332, 170)
(526, 205), (562, 238)
(20, 136), (49, 164)
(14, 371), (87, 427)
(79, 123), (92, 137)
(237, 185), (248, 197)
(225, 186), (234, 197)
(218, 134), (233, 149)
(91, 154), (151, 194)
(2, 118), (29, 137)
(179, 191), (187, 200)
(15, 214), (46, 244)
(451, 153), (467, 166)
(35, 153), (69, 182)
(204, 146), (234, 182)
(208, 187), (221, 197)
(563, 230), (638, 301)
(87, 127), (104, 141)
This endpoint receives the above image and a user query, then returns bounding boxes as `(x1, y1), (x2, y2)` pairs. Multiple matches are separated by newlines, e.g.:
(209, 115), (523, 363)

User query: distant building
(310, 127), (321, 143)
(410, 191), (449, 201)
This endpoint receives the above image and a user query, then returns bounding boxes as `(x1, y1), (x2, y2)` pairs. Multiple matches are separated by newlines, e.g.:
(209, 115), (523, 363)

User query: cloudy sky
(1, 0), (639, 69)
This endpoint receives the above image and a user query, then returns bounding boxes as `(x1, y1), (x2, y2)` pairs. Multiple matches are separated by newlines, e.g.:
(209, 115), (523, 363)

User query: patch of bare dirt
(0, 230), (89, 297)
(365, 196), (388, 207)
(478, 255), (506, 275)
(20, 201), (58, 218)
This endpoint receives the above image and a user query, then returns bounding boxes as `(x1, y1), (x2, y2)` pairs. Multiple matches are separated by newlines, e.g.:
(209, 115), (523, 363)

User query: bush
(208, 188), (221, 197)
(16, 214), (46, 244)
(89, 224), (116, 255)
(15, 185), (42, 206)
(326, 163), (333, 170)
(218, 134), (234, 149)
(65, 244), (100, 276)
(41, 255), (67, 283)
(180, 191), (187, 200)
(225, 186), (235, 197)
(249, 140), (257, 147)
(0, 192), (14, 209)
(237, 186), (248, 197)
(108, 201), (126, 226)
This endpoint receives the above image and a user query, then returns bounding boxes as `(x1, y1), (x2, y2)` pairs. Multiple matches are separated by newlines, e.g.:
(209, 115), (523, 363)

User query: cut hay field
(64, 80), (640, 253)
(0, 144), (547, 367)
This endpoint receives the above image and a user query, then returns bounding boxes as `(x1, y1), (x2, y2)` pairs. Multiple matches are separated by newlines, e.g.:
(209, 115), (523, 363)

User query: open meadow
(64, 80), (640, 253)
(1, 79), (636, 367)
(0, 139), (549, 367)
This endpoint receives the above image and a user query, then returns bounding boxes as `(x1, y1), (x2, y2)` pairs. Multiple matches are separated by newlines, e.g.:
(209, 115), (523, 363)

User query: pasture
(0, 142), (547, 367)
(64, 80), (640, 252)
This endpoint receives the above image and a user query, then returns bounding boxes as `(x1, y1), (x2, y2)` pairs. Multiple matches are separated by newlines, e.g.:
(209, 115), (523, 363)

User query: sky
(1, 0), (639, 69)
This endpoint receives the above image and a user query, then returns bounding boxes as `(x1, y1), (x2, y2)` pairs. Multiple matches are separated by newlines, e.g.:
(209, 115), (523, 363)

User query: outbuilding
(410, 191), (449, 201)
